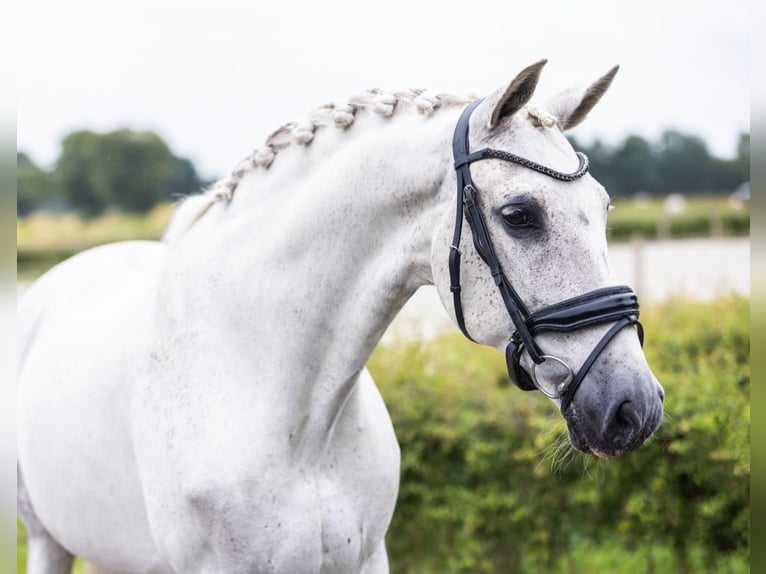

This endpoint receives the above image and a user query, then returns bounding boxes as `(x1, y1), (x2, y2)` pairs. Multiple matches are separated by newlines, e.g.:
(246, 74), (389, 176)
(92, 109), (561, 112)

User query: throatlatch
(448, 100), (644, 412)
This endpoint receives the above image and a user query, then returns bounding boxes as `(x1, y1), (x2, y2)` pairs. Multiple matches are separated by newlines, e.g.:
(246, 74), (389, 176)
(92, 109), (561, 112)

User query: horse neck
(169, 109), (458, 439)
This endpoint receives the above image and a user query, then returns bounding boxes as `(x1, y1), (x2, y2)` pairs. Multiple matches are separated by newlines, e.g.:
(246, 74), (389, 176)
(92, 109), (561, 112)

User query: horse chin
(564, 403), (659, 458)
(565, 426), (592, 455)
(566, 428), (623, 458)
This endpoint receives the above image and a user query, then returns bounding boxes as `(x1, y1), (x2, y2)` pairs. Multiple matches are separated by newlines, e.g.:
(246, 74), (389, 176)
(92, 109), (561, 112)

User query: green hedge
(370, 296), (749, 573)
(607, 212), (749, 241)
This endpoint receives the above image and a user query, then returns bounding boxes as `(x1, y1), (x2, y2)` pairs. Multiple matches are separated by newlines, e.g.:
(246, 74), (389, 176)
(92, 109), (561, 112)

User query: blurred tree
(708, 157), (744, 191)
(573, 130), (749, 196)
(17, 152), (55, 215)
(568, 136), (619, 195)
(610, 135), (661, 195)
(655, 130), (713, 193)
(168, 157), (204, 201)
(56, 131), (112, 216)
(55, 129), (203, 216)
(98, 129), (177, 213)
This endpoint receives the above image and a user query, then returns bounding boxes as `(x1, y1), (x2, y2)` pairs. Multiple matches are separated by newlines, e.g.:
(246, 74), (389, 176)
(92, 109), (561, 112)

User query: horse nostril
(604, 400), (641, 449)
(658, 389), (665, 403)
(615, 400), (638, 429)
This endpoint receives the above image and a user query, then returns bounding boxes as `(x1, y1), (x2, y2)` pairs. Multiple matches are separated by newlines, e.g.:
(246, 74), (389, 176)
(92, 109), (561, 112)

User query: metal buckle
(530, 355), (574, 399)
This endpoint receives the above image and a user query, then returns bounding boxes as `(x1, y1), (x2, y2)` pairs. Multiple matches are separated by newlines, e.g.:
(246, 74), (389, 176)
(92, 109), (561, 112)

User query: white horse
(18, 60), (664, 574)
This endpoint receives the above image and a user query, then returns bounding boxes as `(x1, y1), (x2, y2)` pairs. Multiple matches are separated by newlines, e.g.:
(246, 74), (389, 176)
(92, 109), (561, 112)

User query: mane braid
(163, 88), (472, 242)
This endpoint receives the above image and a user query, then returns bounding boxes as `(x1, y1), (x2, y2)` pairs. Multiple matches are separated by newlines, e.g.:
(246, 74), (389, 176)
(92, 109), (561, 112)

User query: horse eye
(503, 209), (531, 227)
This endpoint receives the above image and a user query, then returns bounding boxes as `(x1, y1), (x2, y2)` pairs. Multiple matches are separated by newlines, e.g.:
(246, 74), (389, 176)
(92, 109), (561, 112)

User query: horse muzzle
(504, 285), (644, 413)
(563, 370), (664, 457)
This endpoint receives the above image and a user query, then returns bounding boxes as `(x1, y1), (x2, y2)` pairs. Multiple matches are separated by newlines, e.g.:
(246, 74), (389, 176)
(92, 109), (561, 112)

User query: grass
(16, 204), (174, 280)
(607, 195), (749, 240)
(16, 204), (174, 251)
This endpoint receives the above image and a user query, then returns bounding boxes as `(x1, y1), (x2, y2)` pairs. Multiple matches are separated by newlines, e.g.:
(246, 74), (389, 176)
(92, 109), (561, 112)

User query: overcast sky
(17, 0), (749, 180)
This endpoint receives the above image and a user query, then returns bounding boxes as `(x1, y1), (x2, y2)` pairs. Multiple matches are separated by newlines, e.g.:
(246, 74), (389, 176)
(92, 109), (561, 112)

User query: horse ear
(546, 65), (619, 131)
(484, 59), (548, 130)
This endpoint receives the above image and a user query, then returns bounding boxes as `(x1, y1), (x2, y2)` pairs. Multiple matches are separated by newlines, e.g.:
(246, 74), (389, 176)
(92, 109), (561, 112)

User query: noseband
(449, 99), (644, 412)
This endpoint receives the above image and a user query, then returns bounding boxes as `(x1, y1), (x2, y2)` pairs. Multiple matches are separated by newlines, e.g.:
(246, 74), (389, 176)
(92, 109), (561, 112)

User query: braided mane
(164, 88), (472, 241)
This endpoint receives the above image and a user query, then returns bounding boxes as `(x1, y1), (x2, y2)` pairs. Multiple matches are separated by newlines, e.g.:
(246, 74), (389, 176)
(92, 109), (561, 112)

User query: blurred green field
(16, 204), (174, 280)
(607, 195), (749, 241)
(16, 196), (749, 280)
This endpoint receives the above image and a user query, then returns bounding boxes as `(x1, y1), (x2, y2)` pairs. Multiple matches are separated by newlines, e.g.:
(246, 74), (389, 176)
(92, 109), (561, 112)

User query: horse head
(432, 61), (664, 457)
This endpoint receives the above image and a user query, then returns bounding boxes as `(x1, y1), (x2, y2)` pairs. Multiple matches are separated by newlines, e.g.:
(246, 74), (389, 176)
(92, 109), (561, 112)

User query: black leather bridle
(449, 99), (644, 412)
